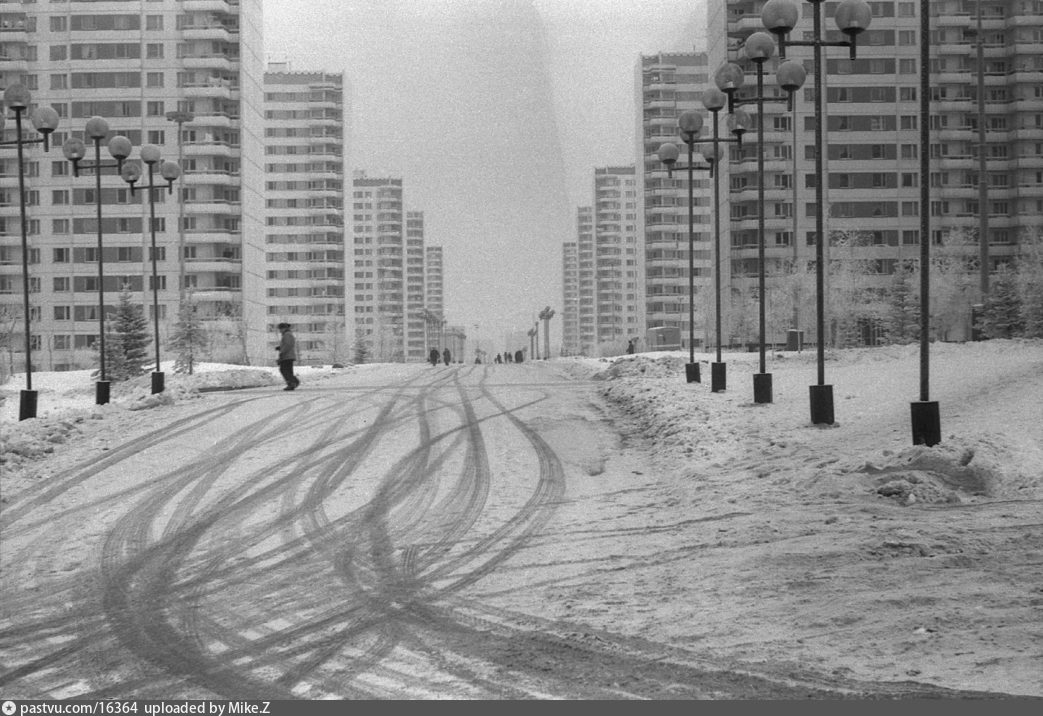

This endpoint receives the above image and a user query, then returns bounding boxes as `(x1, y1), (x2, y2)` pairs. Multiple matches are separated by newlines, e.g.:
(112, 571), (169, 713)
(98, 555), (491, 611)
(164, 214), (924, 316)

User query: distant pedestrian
(626, 338), (635, 355)
(429, 347), (440, 366)
(514, 349), (523, 364)
(443, 347), (451, 366)
(276, 322), (300, 391)
(494, 353), (502, 364)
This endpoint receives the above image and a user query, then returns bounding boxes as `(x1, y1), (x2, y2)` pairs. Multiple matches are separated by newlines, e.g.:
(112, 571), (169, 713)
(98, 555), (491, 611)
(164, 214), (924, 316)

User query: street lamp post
(656, 129), (712, 383)
(538, 305), (554, 360)
(762, 0), (873, 424)
(715, 35), (806, 404)
(165, 110), (193, 302)
(62, 118), (131, 406)
(677, 91), (747, 392)
(1, 84), (60, 420)
(120, 145), (180, 395)
(912, 0), (940, 445)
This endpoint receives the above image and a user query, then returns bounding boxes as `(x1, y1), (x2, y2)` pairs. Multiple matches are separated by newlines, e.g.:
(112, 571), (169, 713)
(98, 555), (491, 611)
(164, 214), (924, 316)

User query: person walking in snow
(276, 322), (300, 391)
(429, 347), (440, 366)
(442, 347), (451, 366)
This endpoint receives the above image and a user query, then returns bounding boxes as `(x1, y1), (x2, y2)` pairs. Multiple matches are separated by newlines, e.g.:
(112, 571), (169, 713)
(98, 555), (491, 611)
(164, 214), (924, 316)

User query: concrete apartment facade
(635, 51), (716, 352)
(592, 166), (642, 355)
(573, 205), (595, 355)
(351, 172), (405, 362)
(560, 239), (580, 356)
(404, 209), (425, 362)
(705, 0), (1043, 347)
(423, 244), (444, 351)
(0, 0), (266, 370)
(263, 64), (346, 365)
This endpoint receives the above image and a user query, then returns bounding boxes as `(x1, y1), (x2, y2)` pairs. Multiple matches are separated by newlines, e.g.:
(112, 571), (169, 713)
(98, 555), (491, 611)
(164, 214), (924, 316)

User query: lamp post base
(19, 389), (37, 421)
(910, 400), (941, 447)
(95, 380), (110, 406)
(711, 362), (726, 392)
(685, 362), (701, 383)
(810, 384), (835, 425)
(753, 373), (772, 404)
(151, 371), (165, 394)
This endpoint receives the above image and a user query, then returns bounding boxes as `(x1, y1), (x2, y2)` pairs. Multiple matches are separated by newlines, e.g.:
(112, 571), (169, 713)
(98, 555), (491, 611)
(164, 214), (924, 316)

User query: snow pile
(0, 362), (346, 473)
(585, 340), (1043, 507)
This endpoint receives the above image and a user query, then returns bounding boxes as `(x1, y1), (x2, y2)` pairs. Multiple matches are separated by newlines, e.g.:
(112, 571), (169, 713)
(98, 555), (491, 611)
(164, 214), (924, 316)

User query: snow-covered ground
(2, 339), (1042, 695)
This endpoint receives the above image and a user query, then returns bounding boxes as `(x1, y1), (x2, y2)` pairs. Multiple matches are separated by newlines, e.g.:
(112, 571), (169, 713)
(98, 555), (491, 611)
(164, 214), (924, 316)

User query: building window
(146, 15), (163, 31)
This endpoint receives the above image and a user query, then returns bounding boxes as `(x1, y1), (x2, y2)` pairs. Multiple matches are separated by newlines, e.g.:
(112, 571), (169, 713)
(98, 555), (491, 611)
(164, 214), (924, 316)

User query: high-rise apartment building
(635, 52), (715, 351)
(0, 0), (266, 370)
(352, 171), (415, 362)
(263, 64), (346, 365)
(574, 205), (596, 355)
(404, 210), (426, 361)
(592, 166), (642, 354)
(424, 244), (444, 350)
(561, 240), (580, 355)
(705, 0), (1043, 346)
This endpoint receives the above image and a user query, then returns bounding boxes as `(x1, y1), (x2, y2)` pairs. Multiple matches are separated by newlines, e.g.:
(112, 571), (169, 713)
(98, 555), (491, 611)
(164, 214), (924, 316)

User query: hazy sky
(262, 0), (707, 349)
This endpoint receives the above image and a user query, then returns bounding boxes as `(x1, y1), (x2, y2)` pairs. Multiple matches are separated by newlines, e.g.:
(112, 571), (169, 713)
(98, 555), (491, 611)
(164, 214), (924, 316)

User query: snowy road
(0, 362), (1002, 699)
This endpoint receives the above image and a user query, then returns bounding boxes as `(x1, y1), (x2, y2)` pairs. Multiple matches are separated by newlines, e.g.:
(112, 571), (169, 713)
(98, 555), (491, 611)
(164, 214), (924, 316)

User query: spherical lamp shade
(85, 116), (110, 140)
(62, 137), (87, 162)
(727, 109), (752, 136)
(677, 110), (704, 139)
(836, 0), (872, 36)
(140, 144), (162, 164)
(744, 32), (777, 63)
(776, 60), (808, 93)
(160, 161), (181, 182)
(700, 145), (718, 164)
(121, 161), (142, 184)
(3, 84), (31, 110)
(656, 142), (680, 166)
(30, 106), (59, 133)
(702, 87), (728, 112)
(108, 135), (132, 161)
(714, 63), (745, 92)
(762, 0), (800, 35)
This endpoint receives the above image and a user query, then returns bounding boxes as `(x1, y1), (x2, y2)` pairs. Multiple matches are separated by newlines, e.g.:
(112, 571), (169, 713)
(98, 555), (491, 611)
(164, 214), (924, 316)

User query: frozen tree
(928, 229), (979, 341)
(0, 303), (20, 383)
(827, 229), (887, 348)
(352, 329), (370, 365)
(884, 263), (920, 344)
(170, 298), (207, 375)
(976, 264), (1023, 338)
(1017, 229), (1043, 338)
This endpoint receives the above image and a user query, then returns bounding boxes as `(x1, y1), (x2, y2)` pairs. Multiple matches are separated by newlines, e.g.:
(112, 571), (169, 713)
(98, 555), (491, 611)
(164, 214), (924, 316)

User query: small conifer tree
(111, 285), (151, 376)
(171, 298), (207, 375)
(977, 265), (1023, 338)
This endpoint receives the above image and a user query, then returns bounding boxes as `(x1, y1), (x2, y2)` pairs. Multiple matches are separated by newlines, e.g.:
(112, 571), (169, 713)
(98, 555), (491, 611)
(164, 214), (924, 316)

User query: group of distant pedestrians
(492, 351), (524, 364)
(274, 322), (532, 392)
(429, 347), (451, 366)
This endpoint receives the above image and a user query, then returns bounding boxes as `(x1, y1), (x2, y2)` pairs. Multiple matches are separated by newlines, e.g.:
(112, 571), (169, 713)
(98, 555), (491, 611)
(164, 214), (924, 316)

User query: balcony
(183, 0), (233, 11)
(182, 170), (240, 186)
(184, 141), (236, 158)
(184, 256), (240, 273)
(185, 201), (241, 216)
(181, 55), (234, 72)
(181, 23), (233, 41)
(181, 77), (233, 98)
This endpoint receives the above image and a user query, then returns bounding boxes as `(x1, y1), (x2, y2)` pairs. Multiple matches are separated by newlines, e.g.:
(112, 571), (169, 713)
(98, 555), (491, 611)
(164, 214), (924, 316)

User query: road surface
(0, 362), (999, 699)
